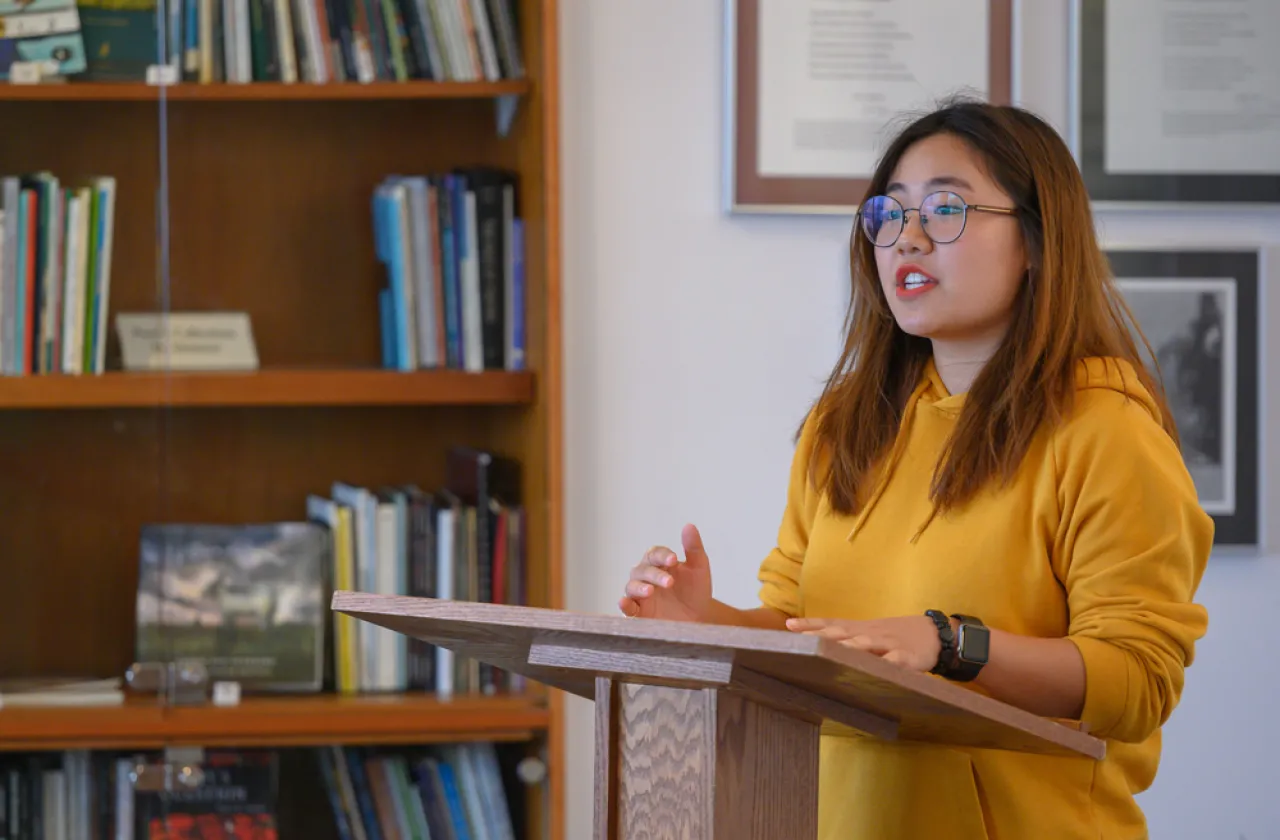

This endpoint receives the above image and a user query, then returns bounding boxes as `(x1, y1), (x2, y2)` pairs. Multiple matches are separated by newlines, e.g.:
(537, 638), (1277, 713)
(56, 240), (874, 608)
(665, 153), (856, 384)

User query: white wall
(560, 2), (1280, 838)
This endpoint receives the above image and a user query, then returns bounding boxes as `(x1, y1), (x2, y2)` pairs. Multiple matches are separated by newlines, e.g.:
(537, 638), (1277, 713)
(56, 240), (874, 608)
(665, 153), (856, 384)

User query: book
(0, 676), (123, 708)
(134, 522), (329, 692)
(0, 0), (86, 79)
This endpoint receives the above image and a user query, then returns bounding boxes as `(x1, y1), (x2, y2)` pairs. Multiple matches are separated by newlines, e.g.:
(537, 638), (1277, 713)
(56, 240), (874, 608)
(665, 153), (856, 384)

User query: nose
(895, 209), (933, 255)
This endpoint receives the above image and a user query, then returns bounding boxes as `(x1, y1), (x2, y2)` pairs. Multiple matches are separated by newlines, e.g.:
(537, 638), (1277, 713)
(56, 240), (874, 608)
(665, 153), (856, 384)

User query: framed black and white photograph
(1069, 0), (1280, 208)
(1107, 249), (1260, 545)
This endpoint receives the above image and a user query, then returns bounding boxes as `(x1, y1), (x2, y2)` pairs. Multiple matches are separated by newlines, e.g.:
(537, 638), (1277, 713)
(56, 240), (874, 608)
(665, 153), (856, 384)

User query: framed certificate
(1070, 0), (1280, 208)
(1106, 248), (1262, 546)
(724, 0), (1013, 215)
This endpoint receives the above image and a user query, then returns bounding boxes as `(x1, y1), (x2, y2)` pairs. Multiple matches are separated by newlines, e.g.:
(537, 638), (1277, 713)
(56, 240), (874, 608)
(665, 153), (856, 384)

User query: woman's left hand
(786, 615), (944, 672)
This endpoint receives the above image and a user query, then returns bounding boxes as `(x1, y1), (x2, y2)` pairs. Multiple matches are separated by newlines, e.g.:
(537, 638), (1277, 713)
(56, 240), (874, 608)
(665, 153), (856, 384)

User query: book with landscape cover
(135, 522), (329, 693)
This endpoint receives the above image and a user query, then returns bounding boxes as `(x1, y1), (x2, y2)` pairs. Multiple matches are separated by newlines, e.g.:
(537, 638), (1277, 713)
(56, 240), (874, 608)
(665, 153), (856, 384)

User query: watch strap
(924, 609), (955, 676)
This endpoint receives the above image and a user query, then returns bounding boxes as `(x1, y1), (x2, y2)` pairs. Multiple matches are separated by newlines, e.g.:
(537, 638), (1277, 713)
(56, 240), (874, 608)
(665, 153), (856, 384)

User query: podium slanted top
(331, 591), (1104, 760)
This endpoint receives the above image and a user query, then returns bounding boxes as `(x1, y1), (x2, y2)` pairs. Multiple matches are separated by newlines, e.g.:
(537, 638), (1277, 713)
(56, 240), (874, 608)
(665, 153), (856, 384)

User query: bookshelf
(0, 694), (551, 751)
(0, 0), (564, 836)
(0, 369), (536, 407)
(0, 80), (531, 101)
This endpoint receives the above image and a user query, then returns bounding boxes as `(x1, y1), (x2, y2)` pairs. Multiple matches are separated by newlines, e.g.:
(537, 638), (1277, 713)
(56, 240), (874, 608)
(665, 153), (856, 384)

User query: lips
(894, 264), (939, 299)
(895, 264), (939, 288)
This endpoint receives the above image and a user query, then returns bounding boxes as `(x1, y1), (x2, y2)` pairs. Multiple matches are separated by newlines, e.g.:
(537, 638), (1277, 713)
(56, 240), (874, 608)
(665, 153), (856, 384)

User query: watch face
(958, 625), (990, 663)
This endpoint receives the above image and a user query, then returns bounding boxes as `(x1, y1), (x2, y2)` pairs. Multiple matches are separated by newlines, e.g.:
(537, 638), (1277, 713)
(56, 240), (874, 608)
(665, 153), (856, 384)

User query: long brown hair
(809, 98), (1176, 519)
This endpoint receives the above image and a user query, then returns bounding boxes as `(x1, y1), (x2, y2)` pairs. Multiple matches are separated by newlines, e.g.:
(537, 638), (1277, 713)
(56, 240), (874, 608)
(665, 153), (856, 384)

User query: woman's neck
(930, 338), (1001, 395)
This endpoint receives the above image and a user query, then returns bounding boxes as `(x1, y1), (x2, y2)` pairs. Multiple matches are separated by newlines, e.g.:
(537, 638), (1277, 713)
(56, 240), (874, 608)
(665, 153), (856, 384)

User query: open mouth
(895, 265), (939, 297)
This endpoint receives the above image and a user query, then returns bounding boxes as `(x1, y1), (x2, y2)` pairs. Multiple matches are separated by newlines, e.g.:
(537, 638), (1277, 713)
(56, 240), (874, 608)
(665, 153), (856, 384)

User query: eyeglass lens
(860, 191), (968, 247)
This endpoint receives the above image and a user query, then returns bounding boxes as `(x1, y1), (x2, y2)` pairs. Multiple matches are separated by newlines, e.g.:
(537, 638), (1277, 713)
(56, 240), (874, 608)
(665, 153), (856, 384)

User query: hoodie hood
(1073, 356), (1164, 426)
(844, 355), (1163, 543)
(914, 355), (1163, 424)
(920, 354), (1159, 409)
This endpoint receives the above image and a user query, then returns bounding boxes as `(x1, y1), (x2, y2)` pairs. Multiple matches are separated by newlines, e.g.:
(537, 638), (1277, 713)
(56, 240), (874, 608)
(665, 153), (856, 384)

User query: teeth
(903, 272), (934, 289)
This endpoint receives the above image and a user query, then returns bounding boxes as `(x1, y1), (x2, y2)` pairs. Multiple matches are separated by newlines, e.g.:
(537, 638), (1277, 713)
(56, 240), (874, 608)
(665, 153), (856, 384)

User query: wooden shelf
(0, 80), (530, 102)
(0, 369), (536, 409)
(0, 692), (549, 751)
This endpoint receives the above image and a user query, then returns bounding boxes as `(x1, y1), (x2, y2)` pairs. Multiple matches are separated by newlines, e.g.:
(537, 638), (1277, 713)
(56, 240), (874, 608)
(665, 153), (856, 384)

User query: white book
(435, 505), (455, 699)
(461, 189), (483, 371)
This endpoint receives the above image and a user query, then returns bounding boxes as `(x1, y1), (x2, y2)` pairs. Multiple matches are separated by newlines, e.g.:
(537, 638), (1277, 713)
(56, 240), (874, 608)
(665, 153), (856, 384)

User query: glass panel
(0, 0), (176, 826)
(0, 16), (148, 685)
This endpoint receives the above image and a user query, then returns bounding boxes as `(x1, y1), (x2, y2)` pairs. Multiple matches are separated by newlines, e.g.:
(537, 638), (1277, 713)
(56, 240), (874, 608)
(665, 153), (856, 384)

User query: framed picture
(1069, 0), (1280, 208)
(723, 0), (1013, 215)
(1107, 249), (1261, 545)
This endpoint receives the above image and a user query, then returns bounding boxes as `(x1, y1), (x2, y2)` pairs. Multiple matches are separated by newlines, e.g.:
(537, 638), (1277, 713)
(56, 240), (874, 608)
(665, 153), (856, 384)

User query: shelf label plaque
(116, 312), (259, 371)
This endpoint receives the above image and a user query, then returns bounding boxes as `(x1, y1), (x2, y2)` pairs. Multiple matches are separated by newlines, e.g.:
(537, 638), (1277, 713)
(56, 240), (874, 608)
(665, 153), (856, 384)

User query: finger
(618, 597), (639, 617)
(842, 634), (892, 654)
(785, 617), (827, 631)
(880, 649), (911, 667)
(681, 524), (711, 570)
(879, 648), (930, 671)
(806, 625), (855, 641)
(631, 566), (673, 588)
(624, 580), (654, 599)
(643, 545), (678, 569)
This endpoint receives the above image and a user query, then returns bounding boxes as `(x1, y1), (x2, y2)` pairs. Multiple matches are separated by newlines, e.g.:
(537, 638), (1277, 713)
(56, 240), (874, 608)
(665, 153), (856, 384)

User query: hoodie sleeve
(1053, 388), (1213, 744)
(756, 409), (824, 618)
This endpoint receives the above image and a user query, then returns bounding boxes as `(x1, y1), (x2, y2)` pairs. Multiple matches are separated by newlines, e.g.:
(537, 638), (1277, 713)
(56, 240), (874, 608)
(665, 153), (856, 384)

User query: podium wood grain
(331, 592), (1103, 760)
(333, 592), (1104, 838)
(593, 678), (818, 839)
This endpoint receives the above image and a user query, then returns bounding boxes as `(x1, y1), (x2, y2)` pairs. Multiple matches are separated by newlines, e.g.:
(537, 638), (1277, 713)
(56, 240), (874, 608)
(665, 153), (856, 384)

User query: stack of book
(373, 168), (525, 373)
(71, 0), (525, 84)
(130, 444), (525, 699)
(0, 173), (117, 376)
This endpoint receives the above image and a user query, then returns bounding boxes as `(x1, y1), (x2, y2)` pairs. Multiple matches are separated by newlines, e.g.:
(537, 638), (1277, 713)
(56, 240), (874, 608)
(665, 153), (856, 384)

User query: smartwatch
(924, 609), (956, 677)
(946, 613), (990, 682)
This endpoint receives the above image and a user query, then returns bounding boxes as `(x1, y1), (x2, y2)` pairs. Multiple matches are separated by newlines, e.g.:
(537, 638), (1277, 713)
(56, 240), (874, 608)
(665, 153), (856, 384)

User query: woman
(618, 99), (1212, 839)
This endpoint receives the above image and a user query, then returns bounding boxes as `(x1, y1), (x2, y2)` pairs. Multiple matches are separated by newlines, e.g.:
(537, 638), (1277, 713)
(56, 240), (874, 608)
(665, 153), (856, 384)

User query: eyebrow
(886, 175), (975, 194)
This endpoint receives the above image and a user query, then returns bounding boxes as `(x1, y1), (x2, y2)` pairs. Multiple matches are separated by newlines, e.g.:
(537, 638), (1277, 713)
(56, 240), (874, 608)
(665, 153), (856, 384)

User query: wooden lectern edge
(812, 634), (1102, 756)
(330, 589), (821, 652)
(330, 590), (1105, 760)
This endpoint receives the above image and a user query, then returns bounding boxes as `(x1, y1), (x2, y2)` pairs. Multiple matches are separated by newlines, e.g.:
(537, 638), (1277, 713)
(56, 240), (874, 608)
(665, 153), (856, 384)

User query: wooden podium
(331, 592), (1104, 839)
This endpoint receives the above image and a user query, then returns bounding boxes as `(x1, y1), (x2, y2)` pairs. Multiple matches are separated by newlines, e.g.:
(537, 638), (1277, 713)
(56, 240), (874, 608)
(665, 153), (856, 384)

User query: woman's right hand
(619, 523), (714, 622)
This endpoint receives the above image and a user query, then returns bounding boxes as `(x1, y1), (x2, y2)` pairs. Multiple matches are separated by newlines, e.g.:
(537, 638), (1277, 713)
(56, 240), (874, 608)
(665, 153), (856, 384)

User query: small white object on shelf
(146, 64), (180, 86)
(7, 60), (59, 85)
(211, 681), (242, 707)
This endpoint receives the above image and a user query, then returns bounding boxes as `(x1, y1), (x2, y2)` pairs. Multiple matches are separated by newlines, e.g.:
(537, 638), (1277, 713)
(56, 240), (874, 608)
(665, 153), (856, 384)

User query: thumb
(681, 523), (711, 570)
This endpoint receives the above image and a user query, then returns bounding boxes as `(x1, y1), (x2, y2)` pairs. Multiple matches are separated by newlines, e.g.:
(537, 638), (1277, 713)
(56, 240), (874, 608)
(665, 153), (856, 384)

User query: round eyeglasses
(857, 190), (1017, 248)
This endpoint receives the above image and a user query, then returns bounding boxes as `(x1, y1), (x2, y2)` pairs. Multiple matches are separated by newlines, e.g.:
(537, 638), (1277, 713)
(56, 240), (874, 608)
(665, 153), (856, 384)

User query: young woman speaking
(619, 99), (1211, 839)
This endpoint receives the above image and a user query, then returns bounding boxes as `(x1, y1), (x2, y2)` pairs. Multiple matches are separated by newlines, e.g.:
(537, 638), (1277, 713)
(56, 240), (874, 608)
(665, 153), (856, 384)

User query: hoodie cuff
(1068, 635), (1128, 736)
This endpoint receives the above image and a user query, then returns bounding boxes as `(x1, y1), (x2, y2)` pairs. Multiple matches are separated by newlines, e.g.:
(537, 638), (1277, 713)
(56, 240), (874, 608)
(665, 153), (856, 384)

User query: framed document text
(724, 0), (1013, 215)
(1070, 0), (1280, 207)
(1107, 248), (1261, 545)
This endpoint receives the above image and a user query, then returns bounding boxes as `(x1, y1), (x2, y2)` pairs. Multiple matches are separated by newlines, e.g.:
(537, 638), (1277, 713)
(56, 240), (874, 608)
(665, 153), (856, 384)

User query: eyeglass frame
(855, 190), (1019, 248)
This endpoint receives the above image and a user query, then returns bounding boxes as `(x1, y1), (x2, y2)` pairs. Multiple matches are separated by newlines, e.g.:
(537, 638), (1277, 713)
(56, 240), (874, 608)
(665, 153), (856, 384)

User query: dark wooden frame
(1069, 0), (1280, 207)
(1106, 248), (1261, 546)
(725, 0), (1014, 214)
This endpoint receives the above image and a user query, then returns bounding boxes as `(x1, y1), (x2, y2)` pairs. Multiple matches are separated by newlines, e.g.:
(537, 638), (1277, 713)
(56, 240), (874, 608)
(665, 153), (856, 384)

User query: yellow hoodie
(757, 356), (1212, 839)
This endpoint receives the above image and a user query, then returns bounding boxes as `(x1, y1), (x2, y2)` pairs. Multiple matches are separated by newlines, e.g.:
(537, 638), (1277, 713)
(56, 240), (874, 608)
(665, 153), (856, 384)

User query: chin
(889, 313), (942, 339)
(894, 318), (1004, 349)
